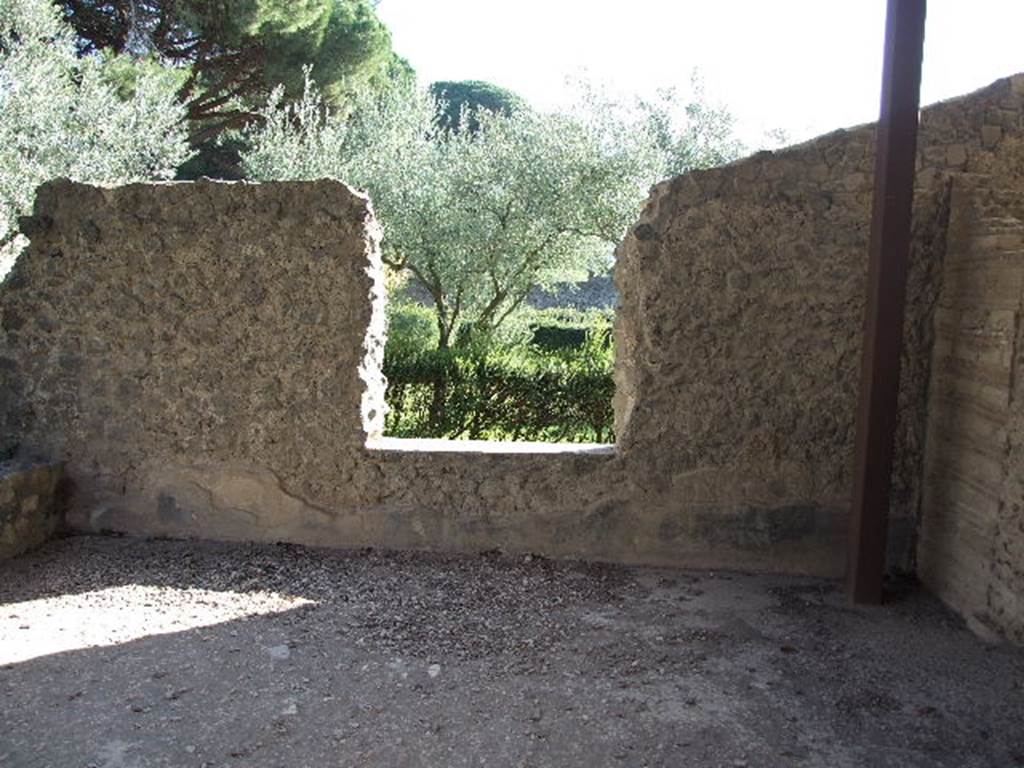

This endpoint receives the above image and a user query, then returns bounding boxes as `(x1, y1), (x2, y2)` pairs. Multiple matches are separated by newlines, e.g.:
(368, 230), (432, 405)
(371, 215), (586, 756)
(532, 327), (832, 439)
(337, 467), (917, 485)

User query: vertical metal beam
(848, 0), (927, 604)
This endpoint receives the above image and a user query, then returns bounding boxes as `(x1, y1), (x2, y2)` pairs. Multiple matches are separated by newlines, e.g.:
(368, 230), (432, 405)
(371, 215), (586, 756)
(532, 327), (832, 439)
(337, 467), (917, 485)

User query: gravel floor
(1, 535), (1022, 768)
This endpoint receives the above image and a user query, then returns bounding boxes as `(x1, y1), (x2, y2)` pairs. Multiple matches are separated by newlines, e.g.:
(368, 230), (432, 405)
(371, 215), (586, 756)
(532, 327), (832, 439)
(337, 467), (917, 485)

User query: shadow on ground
(1, 536), (1022, 767)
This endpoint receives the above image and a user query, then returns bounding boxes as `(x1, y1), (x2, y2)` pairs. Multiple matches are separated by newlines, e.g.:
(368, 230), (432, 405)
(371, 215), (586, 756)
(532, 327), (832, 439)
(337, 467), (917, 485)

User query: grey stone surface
(1, 536), (1022, 768)
(0, 461), (62, 560)
(527, 271), (617, 310)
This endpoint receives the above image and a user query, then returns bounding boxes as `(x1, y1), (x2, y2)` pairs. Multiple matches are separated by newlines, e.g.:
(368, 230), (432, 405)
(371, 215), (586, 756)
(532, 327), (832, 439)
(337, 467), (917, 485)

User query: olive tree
(244, 75), (671, 347)
(613, 72), (756, 178)
(0, 0), (191, 277)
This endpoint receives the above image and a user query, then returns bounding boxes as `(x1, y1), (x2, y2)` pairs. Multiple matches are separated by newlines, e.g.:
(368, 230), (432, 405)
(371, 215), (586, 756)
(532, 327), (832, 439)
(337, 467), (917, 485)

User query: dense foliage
(384, 304), (615, 443)
(0, 0), (191, 273)
(244, 76), (681, 347)
(56, 0), (409, 146)
(429, 79), (527, 133)
(244, 71), (747, 441)
(637, 75), (747, 176)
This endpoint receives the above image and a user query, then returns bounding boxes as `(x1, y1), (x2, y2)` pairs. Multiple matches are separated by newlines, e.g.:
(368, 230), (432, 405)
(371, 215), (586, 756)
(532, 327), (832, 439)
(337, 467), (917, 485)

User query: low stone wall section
(0, 461), (63, 560)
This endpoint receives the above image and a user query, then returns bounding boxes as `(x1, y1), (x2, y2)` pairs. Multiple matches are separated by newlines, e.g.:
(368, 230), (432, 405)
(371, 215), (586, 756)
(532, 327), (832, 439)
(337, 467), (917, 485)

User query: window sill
(366, 437), (615, 456)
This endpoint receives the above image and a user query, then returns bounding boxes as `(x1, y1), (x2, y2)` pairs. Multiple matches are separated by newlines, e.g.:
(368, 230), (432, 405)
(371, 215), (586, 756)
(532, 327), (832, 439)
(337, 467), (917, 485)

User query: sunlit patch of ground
(0, 584), (313, 664)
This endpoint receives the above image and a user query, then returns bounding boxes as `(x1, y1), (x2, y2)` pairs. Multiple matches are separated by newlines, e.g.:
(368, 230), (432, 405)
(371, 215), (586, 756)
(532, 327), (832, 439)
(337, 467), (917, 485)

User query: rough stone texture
(2, 78), (1024, 617)
(615, 74), (1023, 582)
(2, 537), (1023, 768)
(1, 178), (388, 544)
(0, 177), (842, 576)
(0, 460), (62, 559)
(918, 145), (1024, 644)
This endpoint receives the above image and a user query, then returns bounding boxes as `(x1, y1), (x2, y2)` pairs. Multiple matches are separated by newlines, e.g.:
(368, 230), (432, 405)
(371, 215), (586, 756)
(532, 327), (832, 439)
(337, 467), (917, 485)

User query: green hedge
(383, 302), (615, 443)
(384, 348), (614, 443)
(530, 325), (588, 351)
(383, 308), (614, 442)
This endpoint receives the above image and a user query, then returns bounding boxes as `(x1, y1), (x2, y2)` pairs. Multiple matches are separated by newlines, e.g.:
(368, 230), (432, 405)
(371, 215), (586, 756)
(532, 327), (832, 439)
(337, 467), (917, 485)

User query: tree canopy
(635, 75), (746, 176)
(1, 0), (191, 274)
(429, 79), (527, 134)
(243, 76), (740, 348)
(56, 0), (410, 145)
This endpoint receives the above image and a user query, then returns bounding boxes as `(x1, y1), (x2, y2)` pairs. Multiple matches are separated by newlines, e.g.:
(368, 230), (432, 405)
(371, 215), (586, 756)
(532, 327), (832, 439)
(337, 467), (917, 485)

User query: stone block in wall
(0, 178), (386, 534)
(0, 461), (63, 560)
(919, 169), (1024, 645)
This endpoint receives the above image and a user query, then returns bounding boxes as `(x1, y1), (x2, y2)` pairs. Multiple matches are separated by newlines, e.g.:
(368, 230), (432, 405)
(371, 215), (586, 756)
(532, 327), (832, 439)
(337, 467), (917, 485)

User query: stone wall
(1, 78), (1023, 618)
(617, 75), (1024, 575)
(0, 461), (63, 559)
(0, 177), (846, 576)
(918, 147), (1024, 644)
(1, 178), (387, 542)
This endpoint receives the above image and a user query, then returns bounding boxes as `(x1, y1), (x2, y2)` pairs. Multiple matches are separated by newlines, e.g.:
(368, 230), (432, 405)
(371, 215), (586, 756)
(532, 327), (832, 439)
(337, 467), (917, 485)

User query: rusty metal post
(847, 0), (927, 604)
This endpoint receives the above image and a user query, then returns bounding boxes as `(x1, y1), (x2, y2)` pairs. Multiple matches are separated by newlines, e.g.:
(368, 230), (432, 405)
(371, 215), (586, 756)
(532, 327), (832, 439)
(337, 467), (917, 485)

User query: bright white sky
(376, 0), (1024, 147)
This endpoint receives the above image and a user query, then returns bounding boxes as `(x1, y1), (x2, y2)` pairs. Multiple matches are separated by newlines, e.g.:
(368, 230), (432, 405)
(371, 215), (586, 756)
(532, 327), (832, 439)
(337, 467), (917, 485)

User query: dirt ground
(1, 536), (1022, 768)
